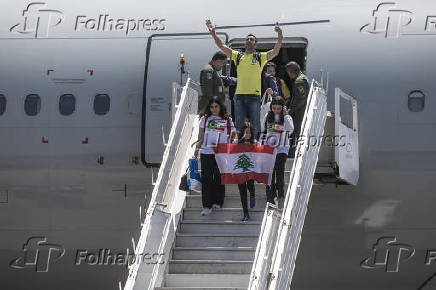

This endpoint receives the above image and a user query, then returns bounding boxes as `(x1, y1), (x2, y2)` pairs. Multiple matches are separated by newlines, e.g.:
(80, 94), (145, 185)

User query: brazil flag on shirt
(231, 50), (268, 95)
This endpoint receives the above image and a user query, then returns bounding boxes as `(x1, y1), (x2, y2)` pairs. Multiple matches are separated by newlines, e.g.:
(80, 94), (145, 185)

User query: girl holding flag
(260, 97), (294, 204)
(194, 97), (236, 216)
(236, 122), (257, 221)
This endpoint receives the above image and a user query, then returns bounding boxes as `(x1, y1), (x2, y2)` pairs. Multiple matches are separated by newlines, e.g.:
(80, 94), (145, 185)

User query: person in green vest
(199, 51), (227, 114)
(285, 61), (310, 157)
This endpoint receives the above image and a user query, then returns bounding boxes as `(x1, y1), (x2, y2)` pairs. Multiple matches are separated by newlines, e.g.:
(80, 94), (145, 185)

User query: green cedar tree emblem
(234, 154), (254, 172)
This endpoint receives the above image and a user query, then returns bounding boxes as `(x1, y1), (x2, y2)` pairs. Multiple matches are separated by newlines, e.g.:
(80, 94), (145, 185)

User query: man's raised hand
(206, 19), (216, 34)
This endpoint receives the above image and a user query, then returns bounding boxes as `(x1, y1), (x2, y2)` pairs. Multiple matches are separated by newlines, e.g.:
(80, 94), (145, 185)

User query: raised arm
(206, 19), (232, 57)
(267, 24), (283, 61)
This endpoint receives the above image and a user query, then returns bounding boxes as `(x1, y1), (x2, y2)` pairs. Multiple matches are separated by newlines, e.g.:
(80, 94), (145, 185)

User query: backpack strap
(254, 52), (262, 67)
(236, 52), (243, 66)
(203, 116), (209, 128)
(226, 118), (231, 135)
(236, 51), (262, 67)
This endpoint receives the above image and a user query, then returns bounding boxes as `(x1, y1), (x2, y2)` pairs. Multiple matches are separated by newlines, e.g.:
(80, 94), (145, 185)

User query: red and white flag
(214, 143), (277, 185)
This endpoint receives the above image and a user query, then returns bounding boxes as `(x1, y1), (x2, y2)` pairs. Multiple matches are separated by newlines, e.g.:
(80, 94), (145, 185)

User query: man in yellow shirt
(206, 19), (283, 137)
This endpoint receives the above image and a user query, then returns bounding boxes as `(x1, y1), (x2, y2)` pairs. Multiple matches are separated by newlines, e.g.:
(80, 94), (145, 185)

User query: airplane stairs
(123, 77), (357, 289)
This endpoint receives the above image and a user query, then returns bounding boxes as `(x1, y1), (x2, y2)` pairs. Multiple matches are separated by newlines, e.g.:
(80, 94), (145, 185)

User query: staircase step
(156, 287), (245, 290)
(179, 220), (262, 234)
(164, 274), (249, 287)
(185, 195), (267, 209)
(175, 233), (259, 247)
(188, 183), (290, 197)
(172, 247), (255, 260)
(168, 260), (252, 274)
(183, 208), (265, 221)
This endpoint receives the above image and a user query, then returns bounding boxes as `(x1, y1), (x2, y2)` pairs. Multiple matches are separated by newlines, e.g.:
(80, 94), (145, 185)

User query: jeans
(234, 94), (261, 137)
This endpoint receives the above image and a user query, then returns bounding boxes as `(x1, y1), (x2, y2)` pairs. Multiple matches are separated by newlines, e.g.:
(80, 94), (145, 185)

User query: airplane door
(335, 88), (359, 185)
(143, 33), (228, 164)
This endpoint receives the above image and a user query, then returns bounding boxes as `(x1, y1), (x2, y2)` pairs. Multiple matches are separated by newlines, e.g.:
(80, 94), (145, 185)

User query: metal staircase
(123, 78), (359, 290)
(155, 184), (268, 289)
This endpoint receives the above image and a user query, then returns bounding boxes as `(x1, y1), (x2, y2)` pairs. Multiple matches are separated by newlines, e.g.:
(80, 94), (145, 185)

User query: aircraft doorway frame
(141, 32), (229, 166)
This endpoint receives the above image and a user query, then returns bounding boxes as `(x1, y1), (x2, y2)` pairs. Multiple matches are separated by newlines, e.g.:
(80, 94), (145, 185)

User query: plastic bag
(261, 92), (272, 119)
(187, 158), (202, 192)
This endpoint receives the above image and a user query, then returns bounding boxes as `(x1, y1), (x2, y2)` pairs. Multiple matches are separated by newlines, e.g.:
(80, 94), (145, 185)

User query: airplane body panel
(0, 0), (435, 289)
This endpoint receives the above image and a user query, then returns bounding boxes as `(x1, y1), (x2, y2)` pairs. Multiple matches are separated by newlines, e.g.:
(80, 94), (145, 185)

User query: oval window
(24, 94), (41, 116)
(59, 94), (76, 116)
(408, 90), (425, 112)
(0, 95), (6, 116)
(93, 94), (110, 115)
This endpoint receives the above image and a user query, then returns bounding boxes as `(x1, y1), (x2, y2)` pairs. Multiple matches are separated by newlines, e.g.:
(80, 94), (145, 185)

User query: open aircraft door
(142, 32), (228, 165)
(334, 88), (359, 185)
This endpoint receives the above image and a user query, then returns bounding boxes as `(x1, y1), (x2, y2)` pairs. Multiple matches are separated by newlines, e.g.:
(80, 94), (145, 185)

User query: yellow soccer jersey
(231, 50), (268, 95)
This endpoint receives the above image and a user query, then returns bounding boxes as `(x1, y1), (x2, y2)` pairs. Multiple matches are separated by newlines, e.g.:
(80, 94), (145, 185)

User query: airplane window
(94, 94), (110, 115)
(59, 94), (76, 116)
(408, 90), (425, 112)
(24, 94), (41, 116)
(0, 95), (5, 115)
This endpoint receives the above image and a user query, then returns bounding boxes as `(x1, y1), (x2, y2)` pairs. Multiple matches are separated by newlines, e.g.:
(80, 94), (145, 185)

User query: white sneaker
(212, 204), (221, 209)
(201, 208), (212, 216)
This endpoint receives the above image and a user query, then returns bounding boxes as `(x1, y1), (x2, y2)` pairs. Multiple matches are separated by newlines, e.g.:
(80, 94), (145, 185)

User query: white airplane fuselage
(1, 0), (436, 289)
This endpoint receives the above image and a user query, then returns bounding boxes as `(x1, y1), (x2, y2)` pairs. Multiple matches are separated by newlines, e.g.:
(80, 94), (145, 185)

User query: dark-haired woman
(260, 97), (294, 204)
(194, 97), (236, 216)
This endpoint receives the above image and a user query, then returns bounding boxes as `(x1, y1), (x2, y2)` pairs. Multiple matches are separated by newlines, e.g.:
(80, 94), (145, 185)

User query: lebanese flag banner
(213, 143), (277, 185)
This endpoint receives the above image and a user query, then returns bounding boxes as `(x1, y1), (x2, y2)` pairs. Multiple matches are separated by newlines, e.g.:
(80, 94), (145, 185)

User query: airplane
(0, 0), (435, 289)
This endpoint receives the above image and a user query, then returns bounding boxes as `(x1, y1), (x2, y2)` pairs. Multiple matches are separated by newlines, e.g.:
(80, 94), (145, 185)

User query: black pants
(266, 153), (287, 203)
(289, 107), (305, 157)
(238, 180), (255, 214)
(200, 153), (225, 208)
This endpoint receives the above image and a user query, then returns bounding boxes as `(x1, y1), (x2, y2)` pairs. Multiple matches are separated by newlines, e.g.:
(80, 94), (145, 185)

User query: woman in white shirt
(260, 97), (294, 204)
(194, 97), (236, 216)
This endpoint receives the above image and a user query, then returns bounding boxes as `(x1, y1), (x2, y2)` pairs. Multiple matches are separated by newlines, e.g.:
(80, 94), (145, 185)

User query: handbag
(179, 168), (189, 191)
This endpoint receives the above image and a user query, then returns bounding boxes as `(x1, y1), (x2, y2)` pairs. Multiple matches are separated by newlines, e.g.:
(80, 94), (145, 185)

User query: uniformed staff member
(206, 19), (283, 137)
(199, 51), (227, 113)
(285, 61), (310, 157)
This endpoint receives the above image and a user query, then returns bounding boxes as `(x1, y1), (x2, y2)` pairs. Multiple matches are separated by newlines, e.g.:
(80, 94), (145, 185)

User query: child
(260, 97), (294, 204)
(194, 97), (237, 216)
(236, 123), (256, 221)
